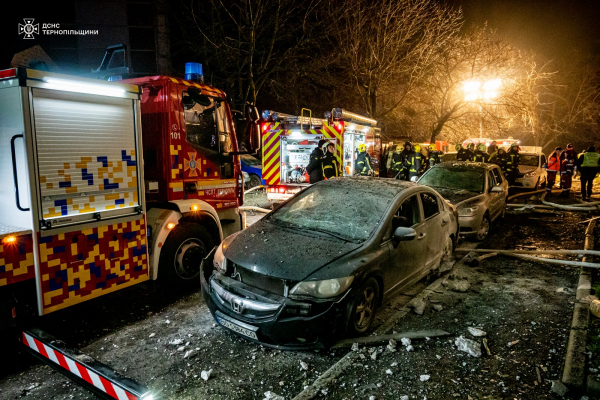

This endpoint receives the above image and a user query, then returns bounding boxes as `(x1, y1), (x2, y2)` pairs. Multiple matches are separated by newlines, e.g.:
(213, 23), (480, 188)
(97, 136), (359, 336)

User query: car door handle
(441, 219), (448, 227)
(418, 233), (427, 240)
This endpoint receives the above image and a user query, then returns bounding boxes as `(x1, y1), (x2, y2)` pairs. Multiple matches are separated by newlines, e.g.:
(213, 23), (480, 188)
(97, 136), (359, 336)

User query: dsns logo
(18, 18), (39, 39)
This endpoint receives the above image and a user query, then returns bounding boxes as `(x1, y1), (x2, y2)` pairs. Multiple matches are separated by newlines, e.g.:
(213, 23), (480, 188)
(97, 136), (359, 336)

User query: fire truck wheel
(249, 174), (261, 188)
(159, 223), (215, 282)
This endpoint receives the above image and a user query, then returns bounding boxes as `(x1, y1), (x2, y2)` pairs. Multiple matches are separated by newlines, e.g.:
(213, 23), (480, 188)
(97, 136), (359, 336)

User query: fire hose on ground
(455, 247), (600, 268)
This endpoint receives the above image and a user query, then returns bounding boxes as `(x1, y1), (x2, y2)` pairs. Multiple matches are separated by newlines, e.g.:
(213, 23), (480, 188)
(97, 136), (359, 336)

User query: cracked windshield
(419, 168), (485, 193)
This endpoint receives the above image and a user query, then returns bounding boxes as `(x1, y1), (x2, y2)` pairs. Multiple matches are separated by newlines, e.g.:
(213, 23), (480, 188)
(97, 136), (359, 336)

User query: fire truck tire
(249, 174), (261, 188)
(159, 223), (215, 282)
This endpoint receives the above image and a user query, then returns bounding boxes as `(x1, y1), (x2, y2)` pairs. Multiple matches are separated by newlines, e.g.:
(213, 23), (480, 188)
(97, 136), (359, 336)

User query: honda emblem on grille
(231, 298), (244, 314)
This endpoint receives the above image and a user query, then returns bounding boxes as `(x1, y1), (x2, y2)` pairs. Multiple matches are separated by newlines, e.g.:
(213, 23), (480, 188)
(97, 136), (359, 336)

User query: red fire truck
(261, 108), (381, 201)
(0, 61), (248, 398)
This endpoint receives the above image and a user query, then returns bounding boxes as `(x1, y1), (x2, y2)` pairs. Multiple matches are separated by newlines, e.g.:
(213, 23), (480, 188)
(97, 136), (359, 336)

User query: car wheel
(473, 213), (491, 242)
(159, 223), (215, 282)
(249, 174), (262, 188)
(348, 278), (379, 335)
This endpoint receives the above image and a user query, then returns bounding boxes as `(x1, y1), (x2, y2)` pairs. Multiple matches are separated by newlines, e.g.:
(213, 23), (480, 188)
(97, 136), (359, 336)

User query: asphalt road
(0, 189), (591, 399)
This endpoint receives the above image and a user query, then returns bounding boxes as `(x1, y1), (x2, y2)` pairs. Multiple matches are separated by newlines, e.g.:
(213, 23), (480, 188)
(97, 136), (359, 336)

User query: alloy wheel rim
(355, 287), (375, 329)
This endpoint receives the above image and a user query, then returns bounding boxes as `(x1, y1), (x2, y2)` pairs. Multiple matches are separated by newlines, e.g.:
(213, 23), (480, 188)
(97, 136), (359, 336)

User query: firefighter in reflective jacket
(389, 144), (406, 179)
(560, 148), (576, 197)
(472, 143), (490, 163)
(322, 142), (340, 179)
(408, 144), (425, 180)
(456, 143), (470, 161)
(505, 143), (521, 185)
(355, 143), (372, 176)
(545, 146), (562, 194)
(400, 142), (413, 180)
(577, 146), (599, 200)
(428, 143), (443, 168)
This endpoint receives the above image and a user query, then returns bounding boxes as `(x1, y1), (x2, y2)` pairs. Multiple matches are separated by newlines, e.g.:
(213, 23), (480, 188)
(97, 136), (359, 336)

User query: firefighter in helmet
(505, 143), (521, 185)
(389, 144), (406, 179)
(306, 139), (327, 183)
(355, 143), (373, 176)
(490, 146), (507, 171)
(456, 143), (470, 161)
(408, 144), (425, 180)
(322, 142), (340, 179)
(472, 143), (490, 163)
(428, 143), (443, 168)
(401, 142), (413, 181)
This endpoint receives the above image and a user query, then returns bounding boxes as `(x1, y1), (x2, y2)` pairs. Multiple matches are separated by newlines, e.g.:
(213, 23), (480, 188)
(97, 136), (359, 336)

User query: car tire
(249, 174), (262, 188)
(159, 223), (215, 283)
(473, 213), (491, 242)
(348, 278), (379, 336)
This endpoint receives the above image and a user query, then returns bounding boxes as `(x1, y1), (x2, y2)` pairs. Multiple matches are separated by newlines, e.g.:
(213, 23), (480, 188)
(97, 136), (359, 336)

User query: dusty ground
(0, 189), (594, 400)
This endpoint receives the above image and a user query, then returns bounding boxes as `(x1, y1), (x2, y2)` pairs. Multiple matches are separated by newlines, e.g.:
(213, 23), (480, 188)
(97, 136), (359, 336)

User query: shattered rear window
(268, 180), (398, 242)
(419, 167), (485, 193)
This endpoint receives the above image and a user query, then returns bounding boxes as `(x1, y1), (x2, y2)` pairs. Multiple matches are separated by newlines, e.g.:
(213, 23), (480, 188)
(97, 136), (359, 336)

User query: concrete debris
(177, 346), (186, 352)
(455, 336), (482, 358)
(507, 340), (519, 348)
(300, 361), (309, 370)
(201, 369), (213, 381)
(263, 391), (284, 400)
(412, 298), (427, 315)
(370, 351), (377, 360)
(352, 343), (359, 351)
(432, 304), (443, 312)
(550, 380), (568, 397)
(446, 279), (471, 293)
(420, 375), (430, 382)
(165, 320), (171, 324)
(391, 362), (398, 367)
(482, 338), (492, 356)
(400, 337), (411, 347)
(170, 339), (183, 345)
(148, 333), (156, 338)
(386, 369), (393, 375)
(467, 327), (487, 337)
(405, 345), (414, 352)
(387, 338), (397, 351)
(400, 397), (409, 400)
(183, 350), (195, 359)
(369, 396), (376, 400)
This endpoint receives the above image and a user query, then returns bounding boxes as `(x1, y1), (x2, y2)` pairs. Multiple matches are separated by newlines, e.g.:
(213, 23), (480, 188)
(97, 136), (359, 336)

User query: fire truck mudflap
(21, 328), (152, 400)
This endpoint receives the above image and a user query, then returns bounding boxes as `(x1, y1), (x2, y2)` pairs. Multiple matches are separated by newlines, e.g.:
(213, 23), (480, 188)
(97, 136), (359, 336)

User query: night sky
(448, 0), (600, 62)
(2, 1), (600, 68)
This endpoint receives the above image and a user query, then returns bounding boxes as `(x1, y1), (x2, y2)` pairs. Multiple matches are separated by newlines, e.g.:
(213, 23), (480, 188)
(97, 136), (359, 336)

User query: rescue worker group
(308, 138), (600, 199)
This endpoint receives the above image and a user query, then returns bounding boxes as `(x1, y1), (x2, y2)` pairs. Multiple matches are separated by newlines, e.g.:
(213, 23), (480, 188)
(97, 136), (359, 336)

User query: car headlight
(458, 205), (480, 217)
(290, 276), (354, 299)
(213, 243), (227, 273)
(524, 172), (537, 177)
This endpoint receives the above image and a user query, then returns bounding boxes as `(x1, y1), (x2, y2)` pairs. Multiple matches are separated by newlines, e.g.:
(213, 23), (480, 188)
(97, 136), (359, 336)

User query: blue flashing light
(185, 62), (203, 82)
(108, 75), (123, 81)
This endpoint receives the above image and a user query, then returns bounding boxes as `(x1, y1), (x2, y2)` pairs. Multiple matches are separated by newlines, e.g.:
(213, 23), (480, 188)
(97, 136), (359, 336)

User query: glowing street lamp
(463, 78), (502, 102)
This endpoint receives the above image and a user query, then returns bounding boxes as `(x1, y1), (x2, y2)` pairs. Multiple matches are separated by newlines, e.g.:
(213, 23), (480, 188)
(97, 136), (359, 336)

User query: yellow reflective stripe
(267, 171), (280, 185)
(263, 151), (281, 173)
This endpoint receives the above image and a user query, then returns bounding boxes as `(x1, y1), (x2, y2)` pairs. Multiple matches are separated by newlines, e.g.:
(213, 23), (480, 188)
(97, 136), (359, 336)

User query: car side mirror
(490, 186), (503, 193)
(410, 176), (418, 182)
(393, 227), (416, 242)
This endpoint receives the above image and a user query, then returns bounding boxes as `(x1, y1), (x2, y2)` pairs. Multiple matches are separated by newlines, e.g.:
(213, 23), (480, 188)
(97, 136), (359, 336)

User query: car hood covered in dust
(431, 187), (482, 206)
(223, 219), (362, 282)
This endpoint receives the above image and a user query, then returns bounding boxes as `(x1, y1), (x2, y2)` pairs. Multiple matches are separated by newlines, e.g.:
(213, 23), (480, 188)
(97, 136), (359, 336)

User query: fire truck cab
(261, 108), (381, 202)
(122, 66), (246, 283)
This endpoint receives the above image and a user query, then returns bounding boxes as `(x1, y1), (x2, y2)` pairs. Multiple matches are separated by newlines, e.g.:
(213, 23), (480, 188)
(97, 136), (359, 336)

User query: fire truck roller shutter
(32, 89), (140, 222)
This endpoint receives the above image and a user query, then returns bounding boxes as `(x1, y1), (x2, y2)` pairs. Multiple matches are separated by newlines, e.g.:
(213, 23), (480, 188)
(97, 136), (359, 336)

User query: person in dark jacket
(400, 142), (413, 180)
(472, 143), (490, 163)
(561, 148), (576, 198)
(505, 143), (521, 185)
(490, 147), (507, 171)
(487, 141), (498, 156)
(456, 143), (470, 161)
(389, 144), (406, 179)
(355, 143), (373, 176)
(307, 139), (327, 183)
(466, 143), (475, 160)
(427, 143), (443, 168)
(322, 142), (340, 179)
(577, 146), (599, 200)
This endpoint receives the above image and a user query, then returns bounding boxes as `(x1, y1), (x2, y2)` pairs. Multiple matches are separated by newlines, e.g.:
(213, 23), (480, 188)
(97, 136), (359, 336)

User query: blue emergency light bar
(185, 62), (203, 82)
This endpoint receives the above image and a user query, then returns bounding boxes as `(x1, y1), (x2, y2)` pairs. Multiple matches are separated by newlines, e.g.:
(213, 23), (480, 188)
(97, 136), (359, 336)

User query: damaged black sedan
(201, 178), (458, 349)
